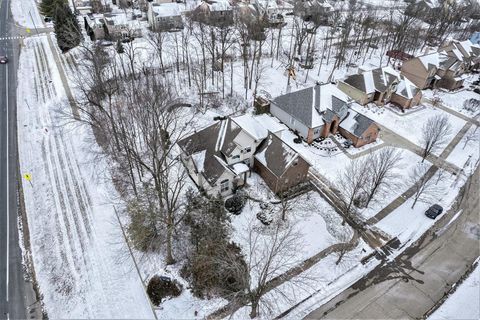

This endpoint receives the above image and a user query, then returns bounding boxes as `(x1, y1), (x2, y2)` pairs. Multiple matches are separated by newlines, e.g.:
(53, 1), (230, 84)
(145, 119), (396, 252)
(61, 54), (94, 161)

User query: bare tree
(408, 164), (444, 209)
(420, 114), (452, 162)
(336, 158), (369, 221)
(364, 148), (403, 207)
(463, 127), (479, 149)
(223, 218), (307, 319)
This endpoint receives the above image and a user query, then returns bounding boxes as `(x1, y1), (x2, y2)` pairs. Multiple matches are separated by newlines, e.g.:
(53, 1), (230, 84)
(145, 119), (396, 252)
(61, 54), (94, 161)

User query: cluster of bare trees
(73, 44), (193, 264)
(337, 147), (403, 218)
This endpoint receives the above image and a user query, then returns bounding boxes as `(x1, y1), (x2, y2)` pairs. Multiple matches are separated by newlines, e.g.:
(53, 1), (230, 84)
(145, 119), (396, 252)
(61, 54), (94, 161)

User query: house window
(220, 179), (229, 193)
(245, 146), (252, 153)
(232, 155), (240, 160)
(314, 128), (320, 135)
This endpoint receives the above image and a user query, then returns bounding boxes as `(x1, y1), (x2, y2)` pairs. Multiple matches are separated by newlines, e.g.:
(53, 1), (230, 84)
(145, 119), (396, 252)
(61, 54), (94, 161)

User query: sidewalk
(366, 122), (472, 225)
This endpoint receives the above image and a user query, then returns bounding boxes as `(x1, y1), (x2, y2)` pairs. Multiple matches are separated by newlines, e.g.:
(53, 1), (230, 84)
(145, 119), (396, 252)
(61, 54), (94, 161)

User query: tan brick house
(337, 66), (422, 110)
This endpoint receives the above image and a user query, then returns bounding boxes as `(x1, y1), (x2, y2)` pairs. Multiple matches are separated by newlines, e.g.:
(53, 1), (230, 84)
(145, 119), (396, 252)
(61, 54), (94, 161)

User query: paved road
(0, 0), (26, 318)
(305, 166), (480, 319)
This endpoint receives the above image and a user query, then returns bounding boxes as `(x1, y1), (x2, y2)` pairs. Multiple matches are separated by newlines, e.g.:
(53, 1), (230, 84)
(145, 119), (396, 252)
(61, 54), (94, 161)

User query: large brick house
(178, 115), (267, 196)
(337, 66), (422, 110)
(270, 83), (379, 147)
(254, 132), (310, 194)
(178, 114), (311, 196)
(400, 39), (480, 91)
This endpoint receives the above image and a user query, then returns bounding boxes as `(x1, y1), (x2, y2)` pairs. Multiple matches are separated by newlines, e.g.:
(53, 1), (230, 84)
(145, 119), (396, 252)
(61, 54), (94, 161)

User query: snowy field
(429, 264), (480, 320)
(446, 125), (480, 175)
(17, 35), (155, 319)
(375, 169), (465, 245)
(352, 103), (467, 156)
(10, 0), (44, 29)
(358, 150), (430, 220)
(424, 88), (480, 118)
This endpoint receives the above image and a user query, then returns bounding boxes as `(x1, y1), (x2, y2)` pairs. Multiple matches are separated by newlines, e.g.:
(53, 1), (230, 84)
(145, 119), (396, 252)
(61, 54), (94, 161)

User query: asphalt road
(0, 0), (26, 318)
(305, 166), (480, 319)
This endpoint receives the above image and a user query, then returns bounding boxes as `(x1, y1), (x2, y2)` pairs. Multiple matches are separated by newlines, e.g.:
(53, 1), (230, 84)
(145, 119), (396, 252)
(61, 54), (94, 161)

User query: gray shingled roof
(272, 84), (349, 128)
(177, 119), (238, 185)
(254, 132), (304, 177)
(273, 86), (316, 127)
(339, 110), (376, 138)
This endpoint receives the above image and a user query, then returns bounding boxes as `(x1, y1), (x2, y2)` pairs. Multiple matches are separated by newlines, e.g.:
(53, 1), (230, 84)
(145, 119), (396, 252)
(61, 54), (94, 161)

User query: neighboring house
(293, 0), (332, 24)
(177, 115), (268, 196)
(147, 2), (184, 31)
(439, 39), (480, 71)
(405, 0), (444, 23)
(254, 132), (310, 194)
(338, 109), (380, 148)
(253, 0), (283, 25)
(189, 0), (234, 27)
(400, 51), (466, 90)
(103, 13), (143, 40)
(338, 66), (422, 110)
(270, 83), (350, 144)
(84, 14), (106, 40)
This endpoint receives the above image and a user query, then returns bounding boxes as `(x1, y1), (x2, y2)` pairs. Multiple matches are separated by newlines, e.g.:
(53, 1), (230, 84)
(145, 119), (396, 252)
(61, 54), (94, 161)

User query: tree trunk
(250, 300), (259, 319)
(165, 214), (176, 265)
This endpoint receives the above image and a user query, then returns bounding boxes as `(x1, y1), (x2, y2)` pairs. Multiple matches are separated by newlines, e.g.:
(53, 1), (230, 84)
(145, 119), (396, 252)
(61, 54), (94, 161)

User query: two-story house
(270, 83), (379, 147)
(177, 115), (268, 196)
(147, 2), (184, 31)
(189, 0), (234, 27)
(337, 66), (422, 110)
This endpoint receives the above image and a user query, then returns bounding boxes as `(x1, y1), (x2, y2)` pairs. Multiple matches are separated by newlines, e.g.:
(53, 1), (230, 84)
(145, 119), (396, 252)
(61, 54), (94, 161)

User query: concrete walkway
(304, 166), (480, 320)
(367, 122), (473, 225)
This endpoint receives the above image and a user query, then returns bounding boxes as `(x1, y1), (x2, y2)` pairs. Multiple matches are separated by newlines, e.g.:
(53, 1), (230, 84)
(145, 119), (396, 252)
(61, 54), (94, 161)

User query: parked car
(425, 204), (443, 219)
(0, 56), (8, 64)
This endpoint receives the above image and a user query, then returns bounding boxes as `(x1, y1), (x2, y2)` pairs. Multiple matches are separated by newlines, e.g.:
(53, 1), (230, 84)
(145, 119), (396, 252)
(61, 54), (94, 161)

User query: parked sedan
(0, 56), (8, 64)
(425, 204), (443, 219)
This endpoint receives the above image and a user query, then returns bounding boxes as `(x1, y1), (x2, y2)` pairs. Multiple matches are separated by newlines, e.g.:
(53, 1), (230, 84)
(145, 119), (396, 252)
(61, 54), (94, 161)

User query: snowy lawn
(423, 88), (480, 118)
(233, 176), (353, 263)
(375, 169), (465, 245)
(352, 103), (467, 156)
(17, 36), (155, 319)
(429, 264), (480, 320)
(358, 150), (430, 220)
(446, 125), (480, 175)
(229, 240), (377, 320)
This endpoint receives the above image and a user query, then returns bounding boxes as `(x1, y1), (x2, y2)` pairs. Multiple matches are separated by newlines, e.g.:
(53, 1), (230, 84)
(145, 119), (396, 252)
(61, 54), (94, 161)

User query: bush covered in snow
(147, 275), (182, 306)
(225, 194), (246, 215)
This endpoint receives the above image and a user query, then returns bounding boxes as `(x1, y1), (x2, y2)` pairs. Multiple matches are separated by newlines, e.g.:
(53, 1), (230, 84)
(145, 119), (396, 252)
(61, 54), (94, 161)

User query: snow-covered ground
(446, 125), (480, 175)
(429, 264), (480, 320)
(10, 0), (44, 29)
(423, 88), (480, 118)
(358, 150), (429, 220)
(17, 35), (155, 319)
(375, 169), (464, 245)
(352, 103), (467, 156)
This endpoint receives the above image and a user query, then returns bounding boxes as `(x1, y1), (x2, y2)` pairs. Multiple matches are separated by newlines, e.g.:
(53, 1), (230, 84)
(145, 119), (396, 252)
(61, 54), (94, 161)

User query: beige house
(401, 49), (471, 91)
(337, 66), (422, 110)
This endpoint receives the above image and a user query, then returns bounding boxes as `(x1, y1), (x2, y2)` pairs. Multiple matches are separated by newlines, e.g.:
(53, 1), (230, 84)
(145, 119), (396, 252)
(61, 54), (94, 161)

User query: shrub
(225, 195), (246, 215)
(147, 275), (182, 306)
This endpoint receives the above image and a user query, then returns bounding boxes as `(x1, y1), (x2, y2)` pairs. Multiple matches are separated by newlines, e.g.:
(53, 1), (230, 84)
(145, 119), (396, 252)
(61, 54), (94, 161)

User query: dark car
(425, 204), (443, 219)
(0, 56), (8, 64)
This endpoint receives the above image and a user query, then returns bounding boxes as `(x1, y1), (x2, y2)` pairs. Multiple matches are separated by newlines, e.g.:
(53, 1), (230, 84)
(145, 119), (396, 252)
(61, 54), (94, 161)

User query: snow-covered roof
(272, 83), (349, 128)
(339, 109), (376, 138)
(254, 0), (278, 10)
(343, 66), (401, 94)
(209, 0), (232, 11)
(232, 162), (250, 175)
(192, 150), (206, 172)
(252, 114), (285, 134)
(254, 132), (303, 177)
(151, 3), (181, 17)
(232, 114), (268, 141)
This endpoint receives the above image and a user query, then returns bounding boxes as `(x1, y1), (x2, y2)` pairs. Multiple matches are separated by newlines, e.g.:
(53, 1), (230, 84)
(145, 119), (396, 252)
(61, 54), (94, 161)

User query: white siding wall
(270, 103), (310, 139)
